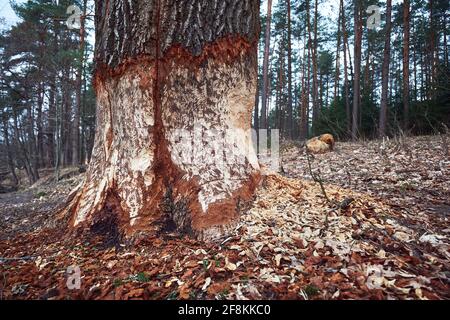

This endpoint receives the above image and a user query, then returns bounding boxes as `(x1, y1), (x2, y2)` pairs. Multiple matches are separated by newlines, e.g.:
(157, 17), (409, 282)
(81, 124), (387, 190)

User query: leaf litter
(0, 135), (448, 300)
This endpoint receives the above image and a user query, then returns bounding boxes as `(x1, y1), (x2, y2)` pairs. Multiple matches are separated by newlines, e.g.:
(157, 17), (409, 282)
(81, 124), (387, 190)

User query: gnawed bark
(68, 0), (261, 241)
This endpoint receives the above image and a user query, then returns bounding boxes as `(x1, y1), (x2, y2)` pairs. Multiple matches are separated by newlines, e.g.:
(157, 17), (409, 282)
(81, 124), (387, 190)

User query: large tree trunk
(69, 0), (261, 241)
(379, 0), (393, 138)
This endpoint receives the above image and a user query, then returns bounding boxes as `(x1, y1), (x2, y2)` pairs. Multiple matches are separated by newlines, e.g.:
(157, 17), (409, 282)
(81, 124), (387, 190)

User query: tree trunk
(334, 1), (342, 104)
(413, 19), (418, 101)
(429, 0), (436, 90)
(363, 38), (371, 96)
(254, 83), (259, 143)
(444, 10), (449, 69)
(379, 0), (393, 138)
(341, 0), (351, 138)
(36, 82), (44, 168)
(352, 0), (363, 141)
(12, 108), (34, 184)
(403, 0), (410, 130)
(68, 0), (261, 241)
(26, 104), (39, 182)
(276, 46), (283, 132)
(299, 14), (309, 141)
(1, 112), (19, 186)
(311, 0), (320, 135)
(72, 0), (88, 166)
(278, 45), (285, 134)
(261, 0), (273, 130)
(286, 0), (293, 139)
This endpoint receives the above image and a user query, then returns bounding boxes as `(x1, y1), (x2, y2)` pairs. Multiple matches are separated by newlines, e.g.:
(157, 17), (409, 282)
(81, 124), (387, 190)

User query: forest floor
(0, 134), (449, 300)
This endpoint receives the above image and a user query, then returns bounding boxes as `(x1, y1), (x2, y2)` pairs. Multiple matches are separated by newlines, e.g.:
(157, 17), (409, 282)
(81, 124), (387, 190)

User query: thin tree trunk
(300, 15), (309, 140)
(276, 47), (283, 131)
(429, 0), (437, 90)
(12, 108), (33, 184)
(286, 0), (293, 139)
(261, 0), (273, 130)
(254, 84), (259, 139)
(26, 103), (39, 181)
(36, 82), (44, 168)
(72, 0), (88, 166)
(277, 50), (285, 135)
(334, 1), (342, 104)
(363, 37), (371, 96)
(47, 82), (56, 167)
(379, 0), (393, 138)
(311, 0), (320, 134)
(319, 71), (323, 109)
(413, 18), (418, 102)
(444, 10), (449, 69)
(1, 112), (19, 186)
(352, 0), (363, 140)
(403, 0), (410, 130)
(420, 39), (425, 100)
(341, 0), (351, 137)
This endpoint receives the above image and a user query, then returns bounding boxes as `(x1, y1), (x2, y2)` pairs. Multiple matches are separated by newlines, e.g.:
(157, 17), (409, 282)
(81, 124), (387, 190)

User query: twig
(305, 149), (339, 236)
(0, 256), (34, 263)
(305, 150), (332, 203)
(439, 123), (449, 158)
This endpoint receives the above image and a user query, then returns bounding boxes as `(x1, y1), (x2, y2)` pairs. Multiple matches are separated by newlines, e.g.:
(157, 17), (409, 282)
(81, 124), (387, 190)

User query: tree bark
(379, 0), (393, 138)
(69, 0), (261, 241)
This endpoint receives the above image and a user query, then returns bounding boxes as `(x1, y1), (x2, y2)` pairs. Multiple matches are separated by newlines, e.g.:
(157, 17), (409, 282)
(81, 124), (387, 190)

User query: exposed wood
(71, 0), (262, 240)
